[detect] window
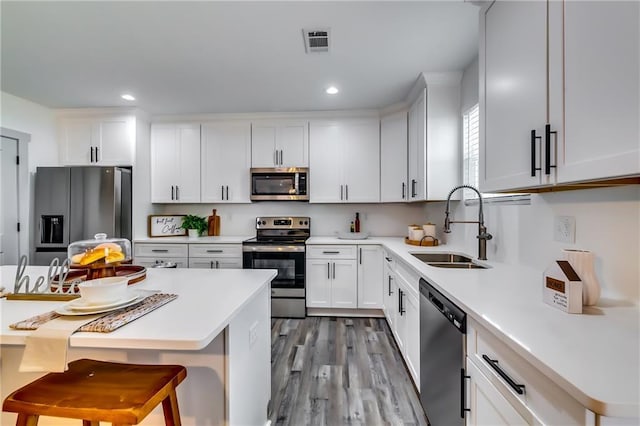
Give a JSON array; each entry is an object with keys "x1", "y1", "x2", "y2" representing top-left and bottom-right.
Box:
[
  {"x1": 462, "y1": 104, "x2": 480, "y2": 199},
  {"x1": 462, "y1": 104, "x2": 530, "y2": 204}
]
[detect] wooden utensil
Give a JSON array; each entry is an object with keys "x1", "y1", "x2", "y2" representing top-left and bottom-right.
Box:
[{"x1": 208, "y1": 209, "x2": 219, "y2": 236}]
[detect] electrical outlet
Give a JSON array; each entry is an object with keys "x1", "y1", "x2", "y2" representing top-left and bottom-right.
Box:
[{"x1": 554, "y1": 216, "x2": 575, "y2": 243}]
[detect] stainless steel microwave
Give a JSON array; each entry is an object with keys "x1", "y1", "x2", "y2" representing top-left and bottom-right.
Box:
[{"x1": 250, "y1": 167, "x2": 309, "y2": 201}]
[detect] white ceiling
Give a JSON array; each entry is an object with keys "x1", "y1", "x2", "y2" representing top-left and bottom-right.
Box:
[{"x1": 1, "y1": 1, "x2": 479, "y2": 116}]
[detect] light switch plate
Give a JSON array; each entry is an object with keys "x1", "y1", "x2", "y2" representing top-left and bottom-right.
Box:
[{"x1": 554, "y1": 216, "x2": 575, "y2": 243}]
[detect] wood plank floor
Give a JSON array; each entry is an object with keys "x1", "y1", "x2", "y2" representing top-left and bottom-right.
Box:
[{"x1": 270, "y1": 317, "x2": 428, "y2": 426}]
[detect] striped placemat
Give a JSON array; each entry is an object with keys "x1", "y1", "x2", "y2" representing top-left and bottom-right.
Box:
[{"x1": 10, "y1": 293, "x2": 178, "y2": 333}]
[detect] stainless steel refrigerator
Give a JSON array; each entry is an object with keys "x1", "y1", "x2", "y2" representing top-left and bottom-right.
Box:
[{"x1": 32, "y1": 166, "x2": 132, "y2": 265}]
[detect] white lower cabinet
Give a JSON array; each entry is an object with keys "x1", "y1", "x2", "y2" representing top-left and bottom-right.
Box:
[
  {"x1": 134, "y1": 243, "x2": 188, "y2": 268},
  {"x1": 381, "y1": 254, "x2": 420, "y2": 386},
  {"x1": 467, "y1": 318, "x2": 594, "y2": 425},
  {"x1": 134, "y1": 243, "x2": 241, "y2": 269},
  {"x1": 357, "y1": 245, "x2": 383, "y2": 309},
  {"x1": 306, "y1": 257, "x2": 357, "y2": 308},
  {"x1": 382, "y1": 253, "x2": 397, "y2": 330},
  {"x1": 188, "y1": 244, "x2": 242, "y2": 269},
  {"x1": 466, "y1": 358, "x2": 532, "y2": 425},
  {"x1": 306, "y1": 244, "x2": 383, "y2": 310}
]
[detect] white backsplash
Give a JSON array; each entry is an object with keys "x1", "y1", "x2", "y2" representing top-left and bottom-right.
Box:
[
  {"x1": 154, "y1": 202, "x2": 428, "y2": 238},
  {"x1": 430, "y1": 185, "x2": 640, "y2": 304}
]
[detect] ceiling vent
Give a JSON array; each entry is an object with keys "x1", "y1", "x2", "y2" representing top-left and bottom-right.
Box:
[{"x1": 302, "y1": 28, "x2": 330, "y2": 53}]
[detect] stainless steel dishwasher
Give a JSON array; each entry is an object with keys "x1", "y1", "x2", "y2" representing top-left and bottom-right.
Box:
[{"x1": 419, "y1": 278, "x2": 467, "y2": 426}]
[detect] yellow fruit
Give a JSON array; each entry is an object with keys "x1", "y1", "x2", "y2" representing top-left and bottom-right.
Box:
[
  {"x1": 105, "y1": 251, "x2": 125, "y2": 264},
  {"x1": 95, "y1": 242, "x2": 122, "y2": 253},
  {"x1": 71, "y1": 253, "x2": 84, "y2": 264},
  {"x1": 79, "y1": 249, "x2": 107, "y2": 265}
]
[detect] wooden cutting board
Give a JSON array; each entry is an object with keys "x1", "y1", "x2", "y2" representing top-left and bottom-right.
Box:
[{"x1": 208, "y1": 209, "x2": 221, "y2": 236}]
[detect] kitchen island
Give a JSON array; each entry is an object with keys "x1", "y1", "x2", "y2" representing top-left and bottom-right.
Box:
[{"x1": 0, "y1": 266, "x2": 276, "y2": 426}]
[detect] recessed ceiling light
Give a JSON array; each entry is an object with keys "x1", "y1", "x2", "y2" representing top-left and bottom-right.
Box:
[
  {"x1": 121, "y1": 94, "x2": 136, "y2": 101},
  {"x1": 326, "y1": 86, "x2": 339, "y2": 95}
]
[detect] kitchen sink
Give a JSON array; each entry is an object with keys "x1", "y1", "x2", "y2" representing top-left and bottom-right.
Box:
[
  {"x1": 410, "y1": 252, "x2": 488, "y2": 269},
  {"x1": 426, "y1": 262, "x2": 488, "y2": 269},
  {"x1": 411, "y1": 253, "x2": 473, "y2": 263}
]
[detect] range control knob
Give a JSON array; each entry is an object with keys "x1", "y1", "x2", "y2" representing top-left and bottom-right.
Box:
[
  {"x1": 299, "y1": 221, "x2": 303, "y2": 225},
  {"x1": 304, "y1": 221, "x2": 308, "y2": 225},
  {"x1": 262, "y1": 220, "x2": 267, "y2": 225}
]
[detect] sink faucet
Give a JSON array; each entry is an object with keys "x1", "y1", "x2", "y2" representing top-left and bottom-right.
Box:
[{"x1": 444, "y1": 185, "x2": 493, "y2": 260}]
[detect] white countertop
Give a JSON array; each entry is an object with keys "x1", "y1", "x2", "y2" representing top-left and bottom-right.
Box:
[
  {"x1": 0, "y1": 266, "x2": 276, "y2": 351},
  {"x1": 308, "y1": 236, "x2": 640, "y2": 418},
  {"x1": 134, "y1": 236, "x2": 251, "y2": 244}
]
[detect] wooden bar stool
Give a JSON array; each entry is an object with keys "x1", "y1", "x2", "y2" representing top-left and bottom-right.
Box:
[{"x1": 2, "y1": 358, "x2": 187, "y2": 426}]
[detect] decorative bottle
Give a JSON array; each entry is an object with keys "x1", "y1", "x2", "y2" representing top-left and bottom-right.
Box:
[
  {"x1": 355, "y1": 213, "x2": 361, "y2": 233},
  {"x1": 350, "y1": 221, "x2": 355, "y2": 233}
]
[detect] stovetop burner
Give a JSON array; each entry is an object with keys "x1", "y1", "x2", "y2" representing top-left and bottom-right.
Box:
[{"x1": 244, "y1": 216, "x2": 311, "y2": 245}]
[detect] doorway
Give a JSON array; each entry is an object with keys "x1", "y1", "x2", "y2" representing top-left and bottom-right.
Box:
[{"x1": 0, "y1": 128, "x2": 30, "y2": 265}]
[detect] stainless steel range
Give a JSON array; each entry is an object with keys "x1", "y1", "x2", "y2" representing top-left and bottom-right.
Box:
[{"x1": 242, "y1": 216, "x2": 310, "y2": 318}]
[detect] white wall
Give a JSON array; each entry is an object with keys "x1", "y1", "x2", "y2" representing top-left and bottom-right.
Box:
[
  {"x1": 154, "y1": 202, "x2": 427, "y2": 238},
  {"x1": 429, "y1": 58, "x2": 640, "y2": 304},
  {"x1": 0, "y1": 91, "x2": 58, "y2": 172},
  {"x1": 1, "y1": 92, "x2": 58, "y2": 262}
]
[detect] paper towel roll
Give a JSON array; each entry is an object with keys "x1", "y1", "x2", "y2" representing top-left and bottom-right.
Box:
[{"x1": 422, "y1": 223, "x2": 436, "y2": 238}]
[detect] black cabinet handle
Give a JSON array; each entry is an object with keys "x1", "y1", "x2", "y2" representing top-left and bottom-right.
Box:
[
  {"x1": 332, "y1": 262, "x2": 336, "y2": 279},
  {"x1": 359, "y1": 247, "x2": 362, "y2": 264},
  {"x1": 345, "y1": 185, "x2": 349, "y2": 201},
  {"x1": 176, "y1": 185, "x2": 179, "y2": 200},
  {"x1": 226, "y1": 186, "x2": 229, "y2": 200},
  {"x1": 95, "y1": 146, "x2": 99, "y2": 162},
  {"x1": 398, "y1": 289, "x2": 405, "y2": 315},
  {"x1": 530, "y1": 129, "x2": 541, "y2": 177},
  {"x1": 402, "y1": 182, "x2": 406, "y2": 199},
  {"x1": 90, "y1": 147, "x2": 94, "y2": 163},
  {"x1": 411, "y1": 179, "x2": 417, "y2": 198},
  {"x1": 327, "y1": 262, "x2": 331, "y2": 279},
  {"x1": 545, "y1": 124, "x2": 557, "y2": 175},
  {"x1": 340, "y1": 185, "x2": 343, "y2": 201},
  {"x1": 221, "y1": 185, "x2": 224, "y2": 200},
  {"x1": 388, "y1": 276, "x2": 393, "y2": 296},
  {"x1": 151, "y1": 249, "x2": 168, "y2": 253},
  {"x1": 482, "y1": 354, "x2": 525, "y2": 395},
  {"x1": 322, "y1": 251, "x2": 339, "y2": 254},
  {"x1": 385, "y1": 257, "x2": 392, "y2": 262},
  {"x1": 461, "y1": 369, "x2": 471, "y2": 418},
  {"x1": 171, "y1": 185, "x2": 175, "y2": 200},
  {"x1": 206, "y1": 249, "x2": 223, "y2": 253}
]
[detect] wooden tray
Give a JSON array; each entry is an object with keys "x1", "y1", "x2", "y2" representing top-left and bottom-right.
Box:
[
  {"x1": 404, "y1": 236, "x2": 439, "y2": 246},
  {"x1": 51, "y1": 265, "x2": 147, "y2": 293}
]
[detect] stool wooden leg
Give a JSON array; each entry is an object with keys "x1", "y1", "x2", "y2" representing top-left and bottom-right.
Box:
[
  {"x1": 161, "y1": 388, "x2": 182, "y2": 426},
  {"x1": 82, "y1": 421, "x2": 100, "y2": 426},
  {"x1": 16, "y1": 414, "x2": 38, "y2": 426}
]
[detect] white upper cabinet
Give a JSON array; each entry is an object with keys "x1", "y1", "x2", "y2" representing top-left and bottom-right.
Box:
[
  {"x1": 480, "y1": 0, "x2": 639, "y2": 192},
  {"x1": 380, "y1": 111, "x2": 408, "y2": 202},
  {"x1": 251, "y1": 120, "x2": 309, "y2": 167},
  {"x1": 553, "y1": 1, "x2": 639, "y2": 184},
  {"x1": 309, "y1": 118, "x2": 380, "y2": 203},
  {"x1": 408, "y1": 92, "x2": 426, "y2": 201},
  {"x1": 201, "y1": 121, "x2": 251, "y2": 203},
  {"x1": 59, "y1": 115, "x2": 135, "y2": 166},
  {"x1": 407, "y1": 75, "x2": 461, "y2": 201},
  {"x1": 150, "y1": 123, "x2": 201, "y2": 203}
]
